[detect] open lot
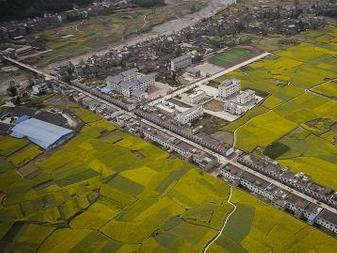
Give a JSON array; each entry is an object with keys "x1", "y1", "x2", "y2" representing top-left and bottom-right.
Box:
[{"x1": 215, "y1": 25, "x2": 337, "y2": 188}]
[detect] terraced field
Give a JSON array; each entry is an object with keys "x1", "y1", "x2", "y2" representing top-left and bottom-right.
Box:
[{"x1": 216, "y1": 25, "x2": 337, "y2": 189}]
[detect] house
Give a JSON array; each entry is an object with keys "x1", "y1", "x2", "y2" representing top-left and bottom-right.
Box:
[
  {"x1": 171, "y1": 54, "x2": 193, "y2": 71},
  {"x1": 218, "y1": 79, "x2": 241, "y2": 98},
  {"x1": 316, "y1": 210, "x2": 337, "y2": 233},
  {"x1": 176, "y1": 105, "x2": 203, "y2": 124}
]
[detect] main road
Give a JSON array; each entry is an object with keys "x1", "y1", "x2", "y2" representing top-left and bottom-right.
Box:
[{"x1": 4, "y1": 55, "x2": 337, "y2": 215}]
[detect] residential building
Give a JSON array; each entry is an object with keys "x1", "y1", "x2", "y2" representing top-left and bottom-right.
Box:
[
  {"x1": 176, "y1": 105, "x2": 203, "y2": 124},
  {"x1": 185, "y1": 66, "x2": 201, "y2": 77},
  {"x1": 181, "y1": 90, "x2": 206, "y2": 104},
  {"x1": 237, "y1": 89, "x2": 256, "y2": 104},
  {"x1": 316, "y1": 210, "x2": 337, "y2": 233},
  {"x1": 171, "y1": 54, "x2": 192, "y2": 71},
  {"x1": 218, "y1": 79, "x2": 241, "y2": 98}
]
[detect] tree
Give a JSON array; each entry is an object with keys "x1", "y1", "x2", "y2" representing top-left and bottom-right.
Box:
[{"x1": 7, "y1": 86, "x2": 18, "y2": 97}]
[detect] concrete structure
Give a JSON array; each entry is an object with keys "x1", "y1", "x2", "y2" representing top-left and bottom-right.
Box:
[
  {"x1": 218, "y1": 79, "x2": 240, "y2": 98},
  {"x1": 181, "y1": 90, "x2": 206, "y2": 104},
  {"x1": 104, "y1": 69, "x2": 155, "y2": 98},
  {"x1": 32, "y1": 83, "x2": 49, "y2": 95},
  {"x1": 237, "y1": 89, "x2": 255, "y2": 104},
  {"x1": 224, "y1": 101, "x2": 247, "y2": 115},
  {"x1": 316, "y1": 210, "x2": 337, "y2": 233},
  {"x1": 156, "y1": 103, "x2": 176, "y2": 117},
  {"x1": 175, "y1": 105, "x2": 203, "y2": 124},
  {"x1": 185, "y1": 66, "x2": 201, "y2": 77},
  {"x1": 171, "y1": 54, "x2": 192, "y2": 71}
]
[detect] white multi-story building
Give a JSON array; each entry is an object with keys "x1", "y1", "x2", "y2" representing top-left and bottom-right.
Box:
[
  {"x1": 171, "y1": 54, "x2": 193, "y2": 71},
  {"x1": 176, "y1": 105, "x2": 204, "y2": 124},
  {"x1": 218, "y1": 79, "x2": 241, "y2": 98},
  {"x1": 181, "y1": 90, "x2": 206, "y2": 105},
  {"x1": 224, "y1": 101, "x2": 247, "y2": 115},
  {"x1": 237, "y1": 89, "x2": 255, "y2": 104},
  {"x1": 104, "y1": 69, "x2": 155, "y2": 98}
]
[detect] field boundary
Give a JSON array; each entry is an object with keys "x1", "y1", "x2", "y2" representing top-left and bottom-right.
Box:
[{"x1": 202, "y1": 187, "x2": 237, "y2": 253}]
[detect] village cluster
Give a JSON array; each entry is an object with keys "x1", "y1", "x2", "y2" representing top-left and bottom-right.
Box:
[{"x1": 1, "y1": 0, "x2": 337, "y2": 240}]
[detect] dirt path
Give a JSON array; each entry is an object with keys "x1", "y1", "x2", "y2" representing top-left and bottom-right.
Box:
[{"x1": 202, "y1": 186, "x2": 237, "y2": 253}]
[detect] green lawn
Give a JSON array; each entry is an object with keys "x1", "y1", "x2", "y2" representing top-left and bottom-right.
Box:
[{"x1": 209, "y1": 47, "x2": 257, "y2": 67}]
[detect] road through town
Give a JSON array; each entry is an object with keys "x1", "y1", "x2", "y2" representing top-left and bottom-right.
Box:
[{"x1": 5, "y1": 54, "x2": 337, "y2": 215}]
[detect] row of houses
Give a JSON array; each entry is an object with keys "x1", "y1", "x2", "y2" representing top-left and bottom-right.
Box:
[
  {"x1": 219, "y1": 164, "x2": 337, "y2": 234},
  {"x1": 237, "y1": 154, "x2": 337, "y2": 209}
]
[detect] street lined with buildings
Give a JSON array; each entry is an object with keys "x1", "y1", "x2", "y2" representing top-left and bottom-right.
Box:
[{"x1": 3, "y1": 51, "x2": 337, "y2": 236}]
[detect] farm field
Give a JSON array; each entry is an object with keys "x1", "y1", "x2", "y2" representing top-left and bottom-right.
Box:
[
  {"x1": 0, "y1": 105, "x2": 234, "y2": 252},
  {"x1": 216, "y1": 25, "x2": 337, "y2": 189},
  {"x1": 27, "y1": 1, "x2": 206, "y2": 67},
  {"x1": 1, "y1": 102, "x2": 337, "y2": 252},
  {"x1": 208, "y1": 47, "x2": 258, "y2": 67},
  {"x1": 208, "y1": 189, "x2": 337, "y2": 253}
]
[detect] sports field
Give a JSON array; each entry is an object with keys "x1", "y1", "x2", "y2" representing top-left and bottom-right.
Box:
[
  {"x1": 216, "y1": 25, "x2": 337, "y2": 189},
  {"x1": 208, "y1": 47, "x2": 257, "y2": 67}
]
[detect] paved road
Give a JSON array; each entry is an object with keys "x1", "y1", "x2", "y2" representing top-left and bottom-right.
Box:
[
  {"x1": 148, "y1": 52, "x2": 271, "y2": 106},
  {"x1": 4, "y1": 55, "x2": 337, "y2": 215}
]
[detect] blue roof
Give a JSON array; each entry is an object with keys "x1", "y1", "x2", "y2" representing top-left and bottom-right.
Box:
[
  {"x1": 10, "y1": 118, "x2": 74, "y2": 150},
  {"x1": 101, "y1": 86, "x2": 113, "y2": 94},
  {"x1": 308, "y1": 213, "x2": 317, "y2": 222}
]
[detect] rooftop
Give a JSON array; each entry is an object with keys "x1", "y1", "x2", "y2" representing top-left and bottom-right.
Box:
[{"x1": 10, "y1": 117, "x2": 74, "y2": 150}]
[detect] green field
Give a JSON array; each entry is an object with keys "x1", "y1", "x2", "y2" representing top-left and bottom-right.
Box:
[
  {"x1": 209, "y1": 189, "x2": 337, "y2": 253},
  {"x1": 1, "y1": 102, "x2": 336, "y2": 252},
  {"x1": 209, "y1": 47, "x2": 257, "y2": 67},
  {"x1": 0, "y1": 106, "x2": 234, "y2": 253},
  {"x1": 216, "y1": 25, "x2": 337, "y2": 189}
]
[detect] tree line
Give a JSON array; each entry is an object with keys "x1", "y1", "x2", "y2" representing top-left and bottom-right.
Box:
[{"x1": 0, "y1": 0, "x2": 92, "y2": 22}]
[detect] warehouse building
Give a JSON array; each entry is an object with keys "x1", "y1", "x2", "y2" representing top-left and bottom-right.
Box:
[{"x1": 10, "y1": 117, "x2": 74, "y2": 150}]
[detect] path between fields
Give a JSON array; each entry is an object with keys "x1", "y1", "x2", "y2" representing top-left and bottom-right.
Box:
[
  {"x1": 305, "y1": 77, "x2": 337, "y2": 101},
  {"x1": 202, "y1": 187, "x2": 237, "y2": 253}
]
